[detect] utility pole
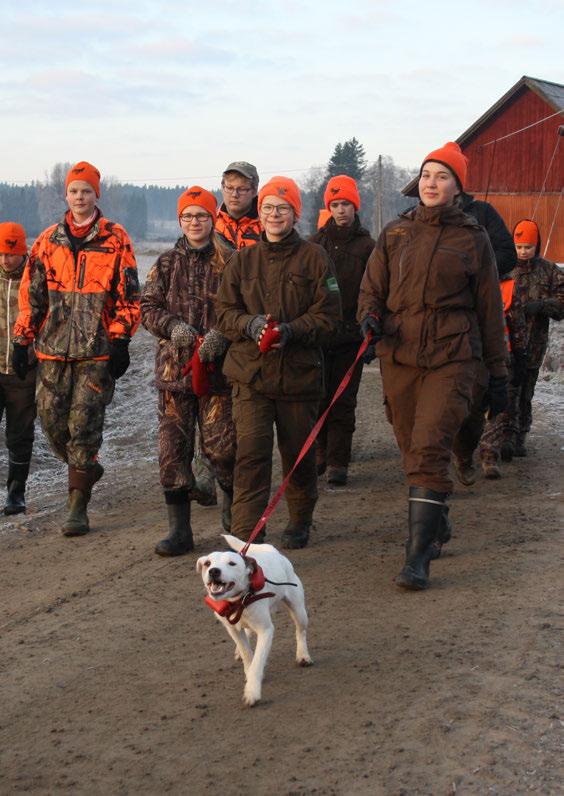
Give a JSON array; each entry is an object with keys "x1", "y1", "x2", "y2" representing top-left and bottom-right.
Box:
[{"x1": 375, "y1": 155, "x2": 383, "y2": 236}]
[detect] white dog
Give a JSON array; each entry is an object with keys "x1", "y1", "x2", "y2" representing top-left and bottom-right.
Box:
[{"x1": 197, "y1": 534, "x2": 313, "y2": 706}]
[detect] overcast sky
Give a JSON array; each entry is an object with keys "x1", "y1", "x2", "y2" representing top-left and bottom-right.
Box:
[{"x1": 2, "y1": 0, "x2": 562, "y2": 188}]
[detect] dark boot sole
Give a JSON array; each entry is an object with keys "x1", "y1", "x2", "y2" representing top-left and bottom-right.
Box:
[
  {"x1": 4, "y1": 505, "x2": 26, "y2": 516},
  {"x1": 154, "y1": 540, "x2": 194, "y2": 556},
  {"x1": 62, "y1": 525, "x2": 90, "y2": 537}
]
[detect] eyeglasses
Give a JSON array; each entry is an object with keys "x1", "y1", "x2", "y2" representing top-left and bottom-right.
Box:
[
  {"x1": 222, "y1": 184, "x2": 253, "y2": 196},
  {"x1": 179, "y1": 212, "x2": 211, "y2": 224},
  {"x1": 261, "y1": 204, "x2": 293, "y2": 216}
]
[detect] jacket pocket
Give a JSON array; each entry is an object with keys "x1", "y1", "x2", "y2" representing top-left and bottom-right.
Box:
[
  {"x1": 431, "y1": 311, "x2": 473, "y2": 364},
  {"x1": 286, "y1": 271, "x2": 313, "y2": 316},
  {"x1": 282, "y1": 346, "x2": 323, "y2": 397}
]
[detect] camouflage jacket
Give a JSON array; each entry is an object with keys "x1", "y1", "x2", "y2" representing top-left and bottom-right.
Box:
[
  {"x1": 0, "y1": 260, "x2": 36, "y2": 374},
  {"x1": 511, "y1": 256, "x2": 564, "y2": 369},
  {"x1": 215, "y1": 198, "x2": 262, "y2": 250},
  {"x1": 140, "y1": 236, "x2": 232, "y2": 394},
  {"x1": 13, "y1": 213, "x2": 140, "y2": 360}
]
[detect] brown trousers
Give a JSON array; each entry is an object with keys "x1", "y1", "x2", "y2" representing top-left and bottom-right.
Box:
[
  {"x1": 317, "y1": 343, "x2": 364, "y2": 468},
  {"x1": 230, "y1": 384, "x2": 318, "y2": 540},
  {"x1": 381, "y1": 360, "x2": 476, "y2": 493}
]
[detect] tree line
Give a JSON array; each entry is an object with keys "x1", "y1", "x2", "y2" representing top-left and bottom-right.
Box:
[{"x1": 0, "y1": 142, "x2": 417, "y2": 242}]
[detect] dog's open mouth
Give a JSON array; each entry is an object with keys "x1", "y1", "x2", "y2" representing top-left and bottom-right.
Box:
[{"x1": 207, "y1": 579, "x2": 234, "y2": 597}]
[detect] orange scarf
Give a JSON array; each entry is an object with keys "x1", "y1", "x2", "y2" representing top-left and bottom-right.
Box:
[{"x1": 65, "y1": 209, "x2": 98, "y2": 238}]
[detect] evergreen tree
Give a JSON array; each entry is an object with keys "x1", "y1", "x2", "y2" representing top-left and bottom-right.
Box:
[{"x1": 327, "y1": 137, "x2": 366, "y2": 180}]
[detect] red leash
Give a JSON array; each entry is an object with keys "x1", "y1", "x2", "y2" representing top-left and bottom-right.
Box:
[{"x1": 241, "y1": 335, "x2": 371, "y2": 556}]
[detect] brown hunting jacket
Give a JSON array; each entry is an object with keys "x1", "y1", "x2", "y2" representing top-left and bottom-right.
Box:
[
  {"x1": 310, "y1": 216, "x2": 375, "y2": 346},
  {"x1": 511, "y1": 256, "x2": 564, "y2": 370},
  {"x1": 216, "y1": 229, "x2": 341, "y2": 399},
  {"x1": 357, "y1": 203, "x2": 507, "y2": 377},
  {"x1": 140, "y1": 237, "x2": 232, "y2": 394}
]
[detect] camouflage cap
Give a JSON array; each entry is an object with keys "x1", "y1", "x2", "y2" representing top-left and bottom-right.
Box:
[{"x1": 222, "y1": 161, "x2": 259, "y2": 189}]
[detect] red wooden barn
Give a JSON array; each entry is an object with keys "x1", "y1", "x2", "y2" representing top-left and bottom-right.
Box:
[{"x1": 404, "y1": 76, "x2": 564, "y2": 261}]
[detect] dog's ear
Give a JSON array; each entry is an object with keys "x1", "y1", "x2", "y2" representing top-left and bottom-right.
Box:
[
  {"x1": 244, "y1": 556, "x2": 258, "y2": 574},
  {"x1": 196, "y1": 557, "x2": 209, "y2": 574}
]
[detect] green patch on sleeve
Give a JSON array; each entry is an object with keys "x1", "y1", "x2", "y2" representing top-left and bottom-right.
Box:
[{"x1": 326, "y1": 276, "x2": 340, "y2": 293}]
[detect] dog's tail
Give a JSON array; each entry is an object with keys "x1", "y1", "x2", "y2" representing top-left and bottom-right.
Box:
[
  {"x1": 222, "y1": 533, "x2": 246, "y2": 552},
  {"x1": 222, "y1": 534, "x2": 275, "y2": 555}
]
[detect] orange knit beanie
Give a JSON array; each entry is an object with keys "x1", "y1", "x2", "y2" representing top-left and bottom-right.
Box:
[
  {"x1": 177, "y1": 186, "x2": 217, "y2": 222},
  {"x1": 0, "y1": 222, "x2": 27, "y2": 255},
  {"x1": 65, "y1": 161, "x2": 101, "y2": 197},
  {"x1": 324, "y1": 175, "x2": 360, "y2": 210},
  {"x1": 421, "y1": 142, "x2": 468, "y2": 189},
  {"x1": 258, "y1": 176, "x2": 301, "y2": 218}
]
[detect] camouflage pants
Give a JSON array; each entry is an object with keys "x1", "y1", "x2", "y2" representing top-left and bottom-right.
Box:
[
  {"x1": 36, "y1": 360, "x2": 115, "y2": 469},
  {"x1": 158, "y1": 390, "x2": 236, "y2": 493}
]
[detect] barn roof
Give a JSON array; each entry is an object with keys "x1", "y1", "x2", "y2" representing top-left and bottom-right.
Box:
[{"x1": 402, "y1": 75, "x2": 564, "y2": 196}]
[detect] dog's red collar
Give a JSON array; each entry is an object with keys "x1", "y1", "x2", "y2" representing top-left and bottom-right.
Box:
[{"x1": 204, "y1": 590, "x2": 275, "y2": 625}]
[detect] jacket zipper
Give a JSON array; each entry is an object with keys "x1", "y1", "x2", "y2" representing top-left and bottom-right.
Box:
[
  {"x1": 5, "y1": 278, "x2": 11, "y2": 373},
  {"x1": 78, "y1": 254, "x2": 87, "y2": 289},
  {"x1": 66, "y1": 249, "x2": 80, "y2": 358}
]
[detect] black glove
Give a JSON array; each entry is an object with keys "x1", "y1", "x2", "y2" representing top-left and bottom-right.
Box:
[
  {"x1": 524, "y1": 300, "x2": 544, "y2": 317},
  {"x1": 108, "y1": 339, "x2": 130, "y2": 379},
  {"x1": 275, "y1": 322, "x2": 292, "y2": 348},
  {"x1": 511, "y1": 349, "x2": 528, "y2": 387},
  {"x1": 486, "y1": 375, "x2": 509, "y2": 417},
  {"x1": 362, "y1": 343, "x2": 377, "y2": 364},
  {"x1": 360, "y1": 314, "x2": 382, "y2": 343},
  {"x1": 12, "y1": 343, "x2": 29, "y2": 381}
]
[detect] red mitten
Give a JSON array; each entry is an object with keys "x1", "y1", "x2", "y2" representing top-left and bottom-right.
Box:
[
  {"x1": 182, "y1": 338, "x2": 215, "y2": 396},
  {"x1": 259, "y1": 321, "x2": 281, "y2": 353}
]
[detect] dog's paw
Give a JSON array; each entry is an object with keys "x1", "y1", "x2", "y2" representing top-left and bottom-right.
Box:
[
  {"x1": 296, "y1": 655, "x2": 313, "y2": 667},
  {"x1": 243, "y1": 683, "x2": 261, "y2": 707}
]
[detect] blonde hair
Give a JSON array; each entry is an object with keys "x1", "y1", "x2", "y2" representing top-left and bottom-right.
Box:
[{"x1": 210, "y1": 231, "x2": 231, "y2": 273}]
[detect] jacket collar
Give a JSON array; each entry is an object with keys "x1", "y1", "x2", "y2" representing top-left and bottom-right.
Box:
[
  {"x1": 410, "y1": 202, "x2": 480, "y2": 228},
  {"x1": 261, "y1": 227, "x2": 301, "y2": 253},
  {"x1": 52, "y1": 209, "x2": 102, "y2": 248},
  {"x1": 175, "y1": 235, "x2": 214, "y2": 258}
]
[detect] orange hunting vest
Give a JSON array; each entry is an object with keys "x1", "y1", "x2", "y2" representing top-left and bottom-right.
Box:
[{"x1": 500, "y1": 278, "x2": 515, "y2": 353}]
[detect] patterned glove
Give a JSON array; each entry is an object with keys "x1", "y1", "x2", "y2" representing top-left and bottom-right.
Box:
[
  {"x1": 170, "y1": 321, "x2": 197, "y2": 349},
  {"x1": 246, "y1": 314, "x2": 268, "y2": 344},
  {"x1": 198, "y1": 329, "x2": 228, "y2": 362},
  {"x1": 12, "y1": 343, "x2": 29, "y2": 381},
  {"x1": 360, "y1": 314, "x2": 383, "y2": 343}
]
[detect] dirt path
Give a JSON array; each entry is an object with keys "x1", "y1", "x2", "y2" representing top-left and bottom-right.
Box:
[{"x1": 1, "y1": 363, "x2": 562, "y2": 795}]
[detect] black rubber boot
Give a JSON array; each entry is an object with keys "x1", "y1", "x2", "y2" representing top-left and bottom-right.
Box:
[
  {"x1": 514, "y1": 433, "x2": 527, "y2": 457},
  {"x1": 429, "y1": 502, "x2": 452, "y2": 561},
  {"x1": 281, "y1": 521, "x2": 311, "y2": 550},
  {"x1": 4, "y1": 481, "x2": 26, "y2": 515},
  {"x1": 396, "y1": 487, "x2": 446, "y2": 590},
  {"x1": 155, "y1": 489, "x2": 194, "y2": 556},
  {"x1": 221, "y1": 489, "x2": 233, "y2": 533},
  {"x1": 4, "y1": 459, "x2": 30, "y2": 515}
]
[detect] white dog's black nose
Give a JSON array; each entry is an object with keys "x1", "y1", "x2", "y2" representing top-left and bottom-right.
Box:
[{"x1": 209, "y1": 567, "x2": 222, "y2": 580}]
